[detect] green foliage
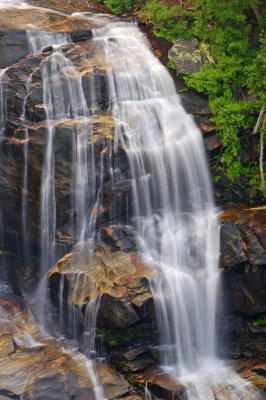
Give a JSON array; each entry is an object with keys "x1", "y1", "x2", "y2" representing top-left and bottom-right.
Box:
[
  {"x1": 140, "y1": 0, "x2": 194, "y2": 41},
  {"x1": 181, "y1": 0, "x2": 266, "y2": 196},
  {"x1": 252, "y1": 315, "x2": 266, "y2": 327},
  {"x1": 104, "y1": 0, "x2": 134, "y2": 14},
  {"x1": 167, "y1": 57, "x2": 176, "y2": 71},
  {"x1": 245, "y1": 35, "x2": 266, "y2": 103}
]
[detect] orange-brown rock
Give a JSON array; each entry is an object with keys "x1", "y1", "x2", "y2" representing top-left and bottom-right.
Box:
[
  {"x1": 235, "y1": 358, "x2": 266, "y2": 391},
  {"x1": 0, "y1": 294, "x2": 131, "y2": 399},
  {"x1": 48, "y1": 242, "x2": 157, "y2": 329},
  {"x1": 220, "y1": 206, "x2": 266, "y2": 268}
]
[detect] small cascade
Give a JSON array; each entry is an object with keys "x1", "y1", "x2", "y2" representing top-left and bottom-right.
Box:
[
  {"x1": 38, "y1": 48, "x2": 90, "y2": 323},
  {"x1": 144, "y1": 382, "x2": 152, "y2": 400},
  {"x1": 84, "y1": 359, "x2": 107, "y2": 400},
  {"x1": 41, "y1": 51, "x2": 89, "y2": 259},
  {"x1": 0, "y1": 68, "x2": 7, "y2": 136},
  {"x1": 20, "y1": 73, "x2": 33, "y2": 268},
  {"x1": 22, "y1": 128, "x2": 30, "y2": 265},
  {"x1": 82, "y1": 295, "x2": 102, "y2": 357},
  {"x1": 27, "y1": 30, "x2": 70, "y2": 54},
  {"x1": 0, "y1": 0, "x2": 27, "y2": 7}
]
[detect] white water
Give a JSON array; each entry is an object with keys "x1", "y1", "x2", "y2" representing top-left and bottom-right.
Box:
[
  {"x1": 0, "y1": 68, "x2": 7, "y2": 136},
  {"x1": 38, "y1": 49, "x2": 89, "y2": 321},
  {"x1": 93, "y1": 22, "x2": 263, "y2": 399},
  {"x1": 0, "y1": 0, "x2": 28, "y2": 7},
  {"x1": 145, "y1": 381, "x2": 153, "y2": 400},
  {"x1": 27, "y1": 30, "x2": 70, "y2": 54},
  {"x1": 0, "y1": 0, "x2": 68, "y2": 16}
]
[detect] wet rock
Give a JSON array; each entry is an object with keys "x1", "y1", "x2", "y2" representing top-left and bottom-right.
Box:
[
  {"x1": 0, "y1": 297, "x2": 95, "y2": 399},
  {"x1": 0, "y1": 30, "x2": 28, "y2": 69},
  {"x1": 179, "y1": 92, "x2": 211, "y2": 116},
  {"x1": 0, "y1": 294, "x2": 135, "y2": 400},
  {"x1": 0, "y1": 332, "x2": 14, "y2": 357},
  {"x1": 135, "y1": 367, "x2": 186, "y2": 400},
  {"x1": 220, "y1": 220, "x2": 247, "y2": 268},
  {"x1": 111, "y1": 345, "x2": 156, "y2": 374},
  {"x1": 97, "y1": 363, "x2": 130, "y2": 399},
  {"x1": 204, "y1": 134, "x2": 223, "y2": 152},
  {"x1": 0, "y1": 7, "x2": 99, "y2": 33},
  {"x1": 0, "y1": 112, "x2": 127, "y2": 288},
  {"x1": 220, "y1": 207, "x2": 266, "y2": 268},
  {"x1": 100, "y1": 225, "x2": 137, "y2": 252},
  {"x1": 98, "y1": 294, "x2": 140, "y2": 329},
  {"x1": 220, "y1": 208, "x2": 266, "y2": 317},
  {"x1": 70, "y1": 30, "x2": 93, "y2": 42},
  {"x1": 194, "y1": 115, "x2": 217, "y2": 134},
  {"x1": 222, "y1": 264, "x2": 266, "y2": 317},
  {"x1": 49, "y1": 244, "x2": 155, "y2": 329},
  {"x1": 235, "y1": 358, "x2": 266, "y2": 392},
  {"x1": 219, "y1": 207, "x2": 266, "y2": 360},
  {"x1": 218, "y1": 313, "x2": 266, "y2": 359}
]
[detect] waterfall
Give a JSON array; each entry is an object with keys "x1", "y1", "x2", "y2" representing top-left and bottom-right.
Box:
[
  {"x1": 0, "y1": 0, "x2": 263, "y2": 396},
  {"x1": 38, "y1": 49, "x2": 90, "y2": 323},
  {"x1": 93, "y1": 22, "x2": 262, "y2": 399},
  {"x1": 144, "y1": 381, "x2": 153, "y2": 400}
]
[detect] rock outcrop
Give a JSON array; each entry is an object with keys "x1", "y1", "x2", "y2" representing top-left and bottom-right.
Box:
[
  {"x1": 0, "y1": 34, "x2": 130, "y2": 288},
  {"x1": 48, "y1": 231, "x2": 156, "y2": 331},
  {"x1": 219, "y1": 207, "x2": 266, "y2": 363},
  {"x1": 168, "y1": 38, "x2": 207, "y2": 75},
  {"x1": 0, "y1": 292, "x2": 133, "y2": 400}
]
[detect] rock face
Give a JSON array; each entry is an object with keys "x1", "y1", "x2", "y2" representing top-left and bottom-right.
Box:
[
  {"x1": 0, "y1": 30, "x2": 28, "y2": 69},
  {"x1": 0, "y1": 292, "x2": 131, "y2": 400},
  {"x1": 0, "y1": 34, "x2": 130, "y2": 288},
  {"x1": 219, "y1": 207, "x2": 266, "y2": 363},
  {"x1": 220, "y1": 207, "x2": 266, "y2": 269},
  {"x1": 168, "y1": 38, "x2": 206, "y2": 75},
  {"x1": 48, "y1": 229, "x2": 156, "y2": 332}
]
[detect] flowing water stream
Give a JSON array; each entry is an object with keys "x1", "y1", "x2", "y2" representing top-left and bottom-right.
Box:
[{"x1": 0, "y1": 1, "x2": 264, "y2": 399}]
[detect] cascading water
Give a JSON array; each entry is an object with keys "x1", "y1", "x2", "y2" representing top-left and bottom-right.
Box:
[
  {"x1": 27, "y1": 30, "x2": 70, "y2": 54},
  {"x1": 0, "y1": 0, "x2": 27, "y2": 7},
  {"x1": 21, "y1": 28, "x2": 70, "y2": 276},
  {"x1": 38, "y1": 49, "x2": 91, "y2": 323},
  {"x1": 93, "y1": 22, "x2": 263, "y2": 399},
  {"x1": 0, "y1": 68, "x2": 7, "y2": 136}
]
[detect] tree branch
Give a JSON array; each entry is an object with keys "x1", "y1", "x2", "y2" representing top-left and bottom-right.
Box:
[{"x1": 253, "y1": 103, "x2": 265, "y2": 135}]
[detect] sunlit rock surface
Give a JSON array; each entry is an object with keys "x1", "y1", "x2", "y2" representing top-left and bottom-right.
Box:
[
  {"x1": 48, "y1": 239, "x2": 155, "y2": 329},
  {"x1": 0, "y1": 292, "x2": 135, "y2": 399}
]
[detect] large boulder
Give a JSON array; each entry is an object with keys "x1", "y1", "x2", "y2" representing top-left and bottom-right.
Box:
[
  {"x1": 48, "y1": 239, "x2": 156, "y2": 331},
  {"x1": 169, "y1": 38, "x2": 207, "y2": 75}
]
